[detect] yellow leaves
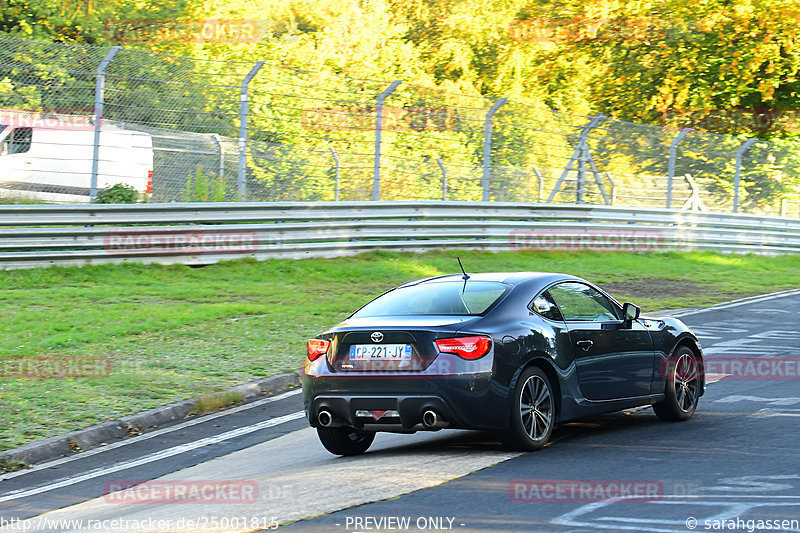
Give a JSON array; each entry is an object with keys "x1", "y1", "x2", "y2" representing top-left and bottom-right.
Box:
[
  {"x1": 731, "y1": 2, "x2": 756, "y2": 22},
  {"x1": 758, "y1": 80, "x2": 776, "y2": 101}
]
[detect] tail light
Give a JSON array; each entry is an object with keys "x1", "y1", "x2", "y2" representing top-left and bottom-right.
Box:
[
  {"x1": 146, "y1": 170, "x2": 153, "y2": 194},
  {"x1": 307, "y1": 339, "x2": 330, "y2": 361},
  {"x1": 435, "y1": 336, "x2": 492, "y2": 360}
]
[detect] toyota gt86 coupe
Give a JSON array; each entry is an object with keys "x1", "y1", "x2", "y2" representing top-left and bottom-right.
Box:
[{"x1": 303, "y1": 272, "x2": 704, "y2": 456}]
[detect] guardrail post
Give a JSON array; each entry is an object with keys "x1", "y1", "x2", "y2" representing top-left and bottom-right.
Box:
[
  {"x1": 482, "y1": 97, "x2": 508, "y2": 202},
  {"x1": 436, "y1": 158, "x2": 447, "y2": 200},
  {"x1": 90, "y1": 45, "x2": 123, "y2": 202},
  {"x1": 667, "y1": 128, "x2": 691, "y2": 209},
  {"x1": 372, "y1": 80, "x2": 402, "y2": 201},
  {"x1": 329, "y1": 147, "x2": 340, "y2": 201},
  {"x1": 733, "y1": 138, "x2": 757, "y2": 213},
  {"x1": 238, "y1": 61, "x2": 264, "y2": 201}
]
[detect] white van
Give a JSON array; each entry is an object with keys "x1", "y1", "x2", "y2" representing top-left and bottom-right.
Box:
[{"x1": 0, "y1": 114, "x2": 153, "y2": 203}]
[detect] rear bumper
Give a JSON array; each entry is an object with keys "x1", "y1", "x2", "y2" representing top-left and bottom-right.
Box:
[{"x1": 302, "y1": 373, "x2": 507, "y2": 431}]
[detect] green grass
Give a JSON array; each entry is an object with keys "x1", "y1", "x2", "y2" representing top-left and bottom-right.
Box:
[{"x1": 0, "y1": 250, "x2": 798, "y2": 452}]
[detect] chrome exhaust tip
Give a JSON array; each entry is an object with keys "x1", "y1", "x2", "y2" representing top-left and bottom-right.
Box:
[
  {"x1": 422, "y1": 409, "x2": 447, "y2": 429},
  {"x1": 318, "y1": 409, "x2": 333, "y2": 427}
]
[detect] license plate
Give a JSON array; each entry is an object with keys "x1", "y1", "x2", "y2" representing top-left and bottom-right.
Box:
[{"x1": 349, "y1": 344, "x2": 412, "y2": 361}]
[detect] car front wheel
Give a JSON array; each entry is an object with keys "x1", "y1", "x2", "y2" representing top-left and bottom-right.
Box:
[
  {"x1": 317, "y1": 426, "x2": 375, "y2": 456},
  {"x1": 653, "y1": 346, "x2": 700, "y2": 421},
  {"x1": 504, "y1": 366, "x2": 555, "y2": 451}
]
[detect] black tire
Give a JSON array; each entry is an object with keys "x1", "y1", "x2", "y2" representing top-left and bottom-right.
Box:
[
  {"x1": 653, "y1": 346, "x2": 700, "y2": 422},
  {"x1": 504, "y1": 366, "x2": 556, "y2": 451},
  {"x1": 316, "y1": 426, "x2": 375, "y2": 456}
]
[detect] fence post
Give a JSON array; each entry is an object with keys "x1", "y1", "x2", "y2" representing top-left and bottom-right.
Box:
[
  {"x1": 531, "y1": 166, "x2": 543, "y2": 202},
  {"x1": 90, "y1": 45, "x2": 123, "y2": 202},
  {"x1": 329, "y1": 147, "x2": 340, "y2": 201},
  {"x1": 372, "y1": 80, "x2": 402, "y2": 201},
  {"x1": 211, "y1": 134, "x2": 224, "y2": 179},
  {"x1": 667, "y1": 128, "x2": 691, "y2": 209},
  {"x1": 436, "y1": 158, "x2": 447, "y2": 200},
  {"x1": 482, "y1": 97, "x2": 508, "y2": 202},
  {"x1": 238, "y1": 61, "x2": 264, "y2": 201},
  {"x1": 547, "y1": 114, "x2": 604, "y2": 203},
  {"x1": 605, "y1": 172, "x2": 617, "y2": 206},
  {"x1": 733, "y1": 138, "x2": 757, "y2": 213}
]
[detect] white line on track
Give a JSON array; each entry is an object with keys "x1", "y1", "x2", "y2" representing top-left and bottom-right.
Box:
[
  {"x1": 0, "y1": 388, "x2": 302, "y2": 482},
  {"x1": 0, "y1": 411, "x2": 305, "y2": 504},
  {"x1": 671, "y1": 289, "x2": 800, "y2": 318}
]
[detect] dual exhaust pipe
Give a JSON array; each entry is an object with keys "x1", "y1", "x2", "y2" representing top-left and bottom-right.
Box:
[{"x1": 317, "y1": 408, "x2": 448, "y2": 429}]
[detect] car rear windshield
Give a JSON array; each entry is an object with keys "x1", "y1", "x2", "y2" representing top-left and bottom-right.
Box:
[{"x1": 352, "y1": 281, "x2": 510, "y2": 317}]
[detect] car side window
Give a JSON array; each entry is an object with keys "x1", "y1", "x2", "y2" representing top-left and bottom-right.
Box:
[
  {"x1": 2, "y1": 128, "x2": 32, "y2": 155},
  {"x1": 549, "y1": 282, "x2": 620, "y2": 322},
  {"x1": 530, "y1": 291, "x2": 564, "y2": 321}
]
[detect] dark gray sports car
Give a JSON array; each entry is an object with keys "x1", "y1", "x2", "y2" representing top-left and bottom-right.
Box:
[{"x1": 303, "y1": 272, "x2": 704, "y2": 456}]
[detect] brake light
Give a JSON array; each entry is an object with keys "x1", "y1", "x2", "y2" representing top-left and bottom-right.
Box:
[
  {"x1": 307, "y1": 339, "x2": 330, "y2": 361},
  {"x1": 435, "y1": 336, "x2": 492, "y2": 360},
  {"x1": 146, "y1": 170, "x2": 153, "y2": 194}
]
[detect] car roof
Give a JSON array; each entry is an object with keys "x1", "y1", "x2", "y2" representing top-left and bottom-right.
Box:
[{"x1": 401, "y1": 272, "x2": 581, "y2": 287}]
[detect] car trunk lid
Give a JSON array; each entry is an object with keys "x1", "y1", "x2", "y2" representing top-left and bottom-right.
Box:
[{"x1": 327, "y1": 316, "x2": 478, "y2": 373}]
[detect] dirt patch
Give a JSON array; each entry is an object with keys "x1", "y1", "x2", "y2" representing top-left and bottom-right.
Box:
[{"x1": 601, "y1": 278, "x2": 716, "y2": 301}]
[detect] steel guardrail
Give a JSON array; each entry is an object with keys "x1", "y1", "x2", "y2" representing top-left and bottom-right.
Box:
[{"x1": 0, "y1": 202, "x2": 798, "y2": 269}]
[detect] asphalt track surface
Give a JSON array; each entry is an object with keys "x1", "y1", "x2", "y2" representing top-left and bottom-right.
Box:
[{"x1": 2, "y1": 290, "x2": 800, "y2": 533}]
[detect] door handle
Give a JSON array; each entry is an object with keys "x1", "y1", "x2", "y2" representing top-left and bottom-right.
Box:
[{"x1": 577, "y1": 339, "x2": 593, "y2": 351}]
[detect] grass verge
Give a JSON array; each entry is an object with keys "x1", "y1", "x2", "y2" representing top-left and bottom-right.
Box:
[{"x1": 0, "y1": 249, "x2": 798, "y2": 452}]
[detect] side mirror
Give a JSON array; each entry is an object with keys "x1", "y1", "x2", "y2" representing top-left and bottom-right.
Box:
[{"x1": 622, "y1": 302, "x2": 641, "y2": 326}]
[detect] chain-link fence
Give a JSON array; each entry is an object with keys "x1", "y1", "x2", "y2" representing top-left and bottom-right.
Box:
[{"x1": 1, "y1": 35, "x2": 798, "y2": 215}]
